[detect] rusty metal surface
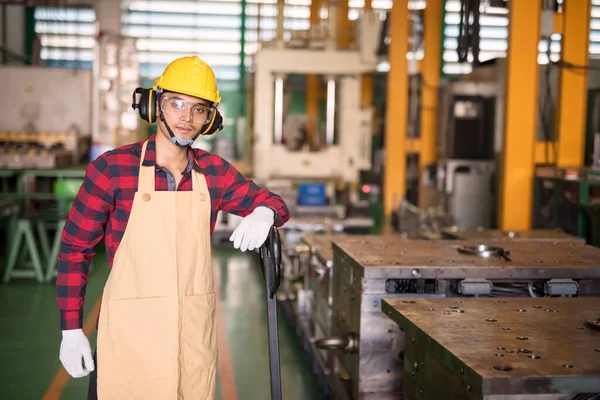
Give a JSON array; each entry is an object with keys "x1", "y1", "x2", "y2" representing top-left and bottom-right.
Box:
[
  {"x1": 301, "y1": 234, "x2": 338, "y2": 265},
  {"x1": 331, "y1": 238, "x2": 600, "y2": 279},
  {"x1": 442, "y1": 228, "x2": 585, "y2": 243},
  {"x1": 302, "y1": 234, "x2": 407, "y2": 265},
  {"x1": 382, "y1": 297, "x2": 600, "y2": 396}
]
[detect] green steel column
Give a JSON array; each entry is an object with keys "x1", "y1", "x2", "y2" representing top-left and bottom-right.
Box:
[
  {"x1": 24, "y1": 6, "x2": 35, "y2": 65},
  {"x1": 238, "y1": 0, "x2": 247, "y2": 160}
]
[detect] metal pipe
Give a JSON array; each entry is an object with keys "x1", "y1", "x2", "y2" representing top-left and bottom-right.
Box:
[
  {"x1": 325, "y1": 77, "x2": 336, "y2": 146},
  {"x1": 273, "y1": 76, "x2": 284, "y2": 144}
]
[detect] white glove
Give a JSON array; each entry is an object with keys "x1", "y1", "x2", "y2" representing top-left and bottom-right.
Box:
[
  {"x1": 229, "y1": 206, "x2": 275, "y2": 252},
  {"x1": 59, "y1": 329, "x2": 95, "y2": 378}
]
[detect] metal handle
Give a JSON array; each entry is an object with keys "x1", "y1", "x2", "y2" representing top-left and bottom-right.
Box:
[
  {"x1": 315, "y1": 336, "x2": 348, "y2": 349},
  {"x1": 315, "y1": 333, "x2": 359, "y2": 353},
  {"x1": 260, "y1": 226, "x2": 282, "y2": 299},
  {"x1": 457, "y1": 245, "x2": 511, "y2": 261},
  {"x1": 260, "y1": 225, "x2": 282, "y2": 400},
  {"x1": 586, "y1": 316, "x2": 600, "y2": 332}
]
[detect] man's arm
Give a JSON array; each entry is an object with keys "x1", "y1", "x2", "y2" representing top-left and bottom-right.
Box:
[
  {"x1": 56, "y1": 156, "x2": 113, "y2": 330},
  {"x1": 218, "y1": 159, "x2": 290, "y2": 227}
]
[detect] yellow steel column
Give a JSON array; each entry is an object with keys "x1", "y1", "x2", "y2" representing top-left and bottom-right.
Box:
[
  {"x1": 337, "y1": 0, "x2": 350, "y2": 48},
  {"x1": 556, "y1": 0, "x2": 591, "y2": 167},
  {"x1": 383, "y1": 0, "x2": 409, "y2": 224},
  {"x1": 499, "y1": 0, "x2": 541, "y2": 230},
  {"x1": 418, "y1": 0, "x2": 442, "y2": 209},
  {"x1": 361, "y1": 0, "x2": 373, "y2": 109},
  {"x1": 306, "y1": 0, "x2": 321, "y2": 148}
]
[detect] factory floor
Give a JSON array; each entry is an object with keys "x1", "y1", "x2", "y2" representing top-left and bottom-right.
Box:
[{"x1": 0, "y1": 245, "x2": 324, "y2": 400}]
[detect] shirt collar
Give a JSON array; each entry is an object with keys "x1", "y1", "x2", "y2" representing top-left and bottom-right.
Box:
[{"x1": 141, "y1": 134, "x2": 196, "y2": 174}]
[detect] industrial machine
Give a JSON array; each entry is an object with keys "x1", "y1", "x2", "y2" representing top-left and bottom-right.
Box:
[
  {"x1": 313, "y1": 236, "x2": 600, "y2": 400},
  {"x1": 251, "y1": 5, "x2": 383, "y2": 184},
  {"x1": 382, "y1": 297, "x2": 600, "y2": 399},
  {"x1": 436, "y1": 61, "x2": 505, "y2": 229},
  {"x1": 246, "y1": 4, "x2": 385, "y2": 267},
  {"x1": 0, "y1": 66, "x2": 93, "y2": 168}
]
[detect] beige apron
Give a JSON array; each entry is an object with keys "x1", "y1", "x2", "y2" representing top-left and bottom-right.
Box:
[{"x1": 97, "y1": 141, "x2": 217, "y2": 399}]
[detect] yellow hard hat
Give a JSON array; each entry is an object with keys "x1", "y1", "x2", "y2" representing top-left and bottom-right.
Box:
[{"x1": 154, "y1": 56, "x2": 221, "y2": 104}]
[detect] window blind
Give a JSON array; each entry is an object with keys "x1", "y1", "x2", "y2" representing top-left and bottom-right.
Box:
[
  {"x1": 443, "y1": 0, "x2": 598, "y2": 76},
  {"x1": 34, "y1": 6, "x2": 96, "y2": 69}
]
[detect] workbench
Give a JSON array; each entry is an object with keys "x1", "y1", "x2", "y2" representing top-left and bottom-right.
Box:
[
  {"x1": 381, "y1": 297, "x2": 600, "y2": 399},
  {"x1": 0, "y1": 166, "x2": 88, "y2": 283}
]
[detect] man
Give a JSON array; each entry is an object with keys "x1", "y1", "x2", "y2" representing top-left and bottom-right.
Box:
[{"x1": 56, "y1": 55, "x2": 290, "y2": 399}]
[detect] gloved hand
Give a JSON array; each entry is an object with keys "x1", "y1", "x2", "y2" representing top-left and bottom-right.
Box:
[
  {"x1": 59, "y1": 329, "x2": 95, "y2": 378},
  {"x1": 229, "y1": 206, "x2": 275, "y2": 252}
]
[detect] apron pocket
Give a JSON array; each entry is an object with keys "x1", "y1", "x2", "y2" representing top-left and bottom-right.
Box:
[
  {"x1": 102, "y1": 297, "x2": 177, "y2": 380},
  {"x1": 180, "y1": 293, "x2": 217, "y2": 394}
]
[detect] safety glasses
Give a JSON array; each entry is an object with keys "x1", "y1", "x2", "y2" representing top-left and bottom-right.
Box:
[{"x1": 160, "y1": 96, "x2": 213, "y2": 123}]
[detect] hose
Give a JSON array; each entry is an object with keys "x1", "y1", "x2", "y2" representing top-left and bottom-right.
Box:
[{"x1": 457, "y1": 0, "x2": 481, "y2": 65}]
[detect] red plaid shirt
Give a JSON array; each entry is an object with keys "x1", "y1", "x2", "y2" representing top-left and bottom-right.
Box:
[{"x1": 57, "y1": 134, "x2": 289, "y2": 330}]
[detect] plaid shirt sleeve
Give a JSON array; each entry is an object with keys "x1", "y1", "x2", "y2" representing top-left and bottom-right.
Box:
[
  {"x1": 218, "y1": 158, "x2": 290, "y2": 227},
  {"x1": 56, "y1": 155, "x2": 113, "y2": 330}
]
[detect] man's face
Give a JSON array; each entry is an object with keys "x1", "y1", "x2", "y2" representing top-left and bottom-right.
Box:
[{"x1": 157, "y1": 92, "x2": 213, "y2": 143}]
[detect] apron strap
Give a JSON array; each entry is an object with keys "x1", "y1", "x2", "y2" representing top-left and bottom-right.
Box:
[
  {"x1": 191, "y1": 163, "x2": 202, "y2": 193},
  {"x1": 138, "y1": 140, "x2": 155, "y2": 193},
  {"x1": 138, "y1": 141, "x2": 206, "y2": 194}
]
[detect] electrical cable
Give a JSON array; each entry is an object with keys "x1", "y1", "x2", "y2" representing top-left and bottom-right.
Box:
[
  {"x1": 457, "y1": 0, "x2": 481, "y2": 65},
  {"x1": 538, "y1": 31, "x2": 599, "y2": 166}
]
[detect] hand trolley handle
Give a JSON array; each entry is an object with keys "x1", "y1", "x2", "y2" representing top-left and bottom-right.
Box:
[
  {"x1": 259, "y1": 225, "x2": 283, "y2": 400},
  {"x1": 260, "y1": 226, "x2": 282, "y2": 299}
]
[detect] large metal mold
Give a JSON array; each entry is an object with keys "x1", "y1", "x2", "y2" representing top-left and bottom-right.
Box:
[
  {"x1": 382, "y1": 297, "x2": 600, "y2": 399},
  {"x1": 323, "y1": 237, "x2": 600, "y2": 400}
]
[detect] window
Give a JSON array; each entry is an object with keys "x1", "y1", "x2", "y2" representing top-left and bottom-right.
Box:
[
  {"x1": 34, "y1": 6, "x2": 96, "y2": 69},
  {"x1": 442, "y1": 0, "x2": 598, "y2": 75},
  {"x1": 122, "y1": 0, "x2": 392, "y2": 87},
  {"x1": 591, "y1": 0, "x2": 600, "y2": 57},
  {"x1": 122, "y1": 0, "x2": 244, "y2": 90}
]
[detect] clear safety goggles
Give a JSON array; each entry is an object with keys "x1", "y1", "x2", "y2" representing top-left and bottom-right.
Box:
[{"x1": 159, "y1": 96, "x2": 214, "y2": 124}]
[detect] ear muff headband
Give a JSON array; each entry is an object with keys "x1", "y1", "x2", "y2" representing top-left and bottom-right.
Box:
[{"x1": 147, "y1": 89, "x2": 156, "y2": 123}]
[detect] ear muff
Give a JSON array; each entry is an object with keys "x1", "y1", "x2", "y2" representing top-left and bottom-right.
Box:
[
  {"x1": 200, "y1": 108, "x2": 224, "y2": 136},
  {"x1": 132, "y1": 87, "x2": 157, "y2": 123}
]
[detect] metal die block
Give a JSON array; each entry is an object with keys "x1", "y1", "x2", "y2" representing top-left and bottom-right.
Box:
[
  {"x1": 356, "y1": 310, "x2": 405, "y2": 394},
  {"x1": 382, "y1": 297, "x2": 600, "y2": 399},
  {"x1": 327, "y1": 236, "x2": 600, "y2": 399}
]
